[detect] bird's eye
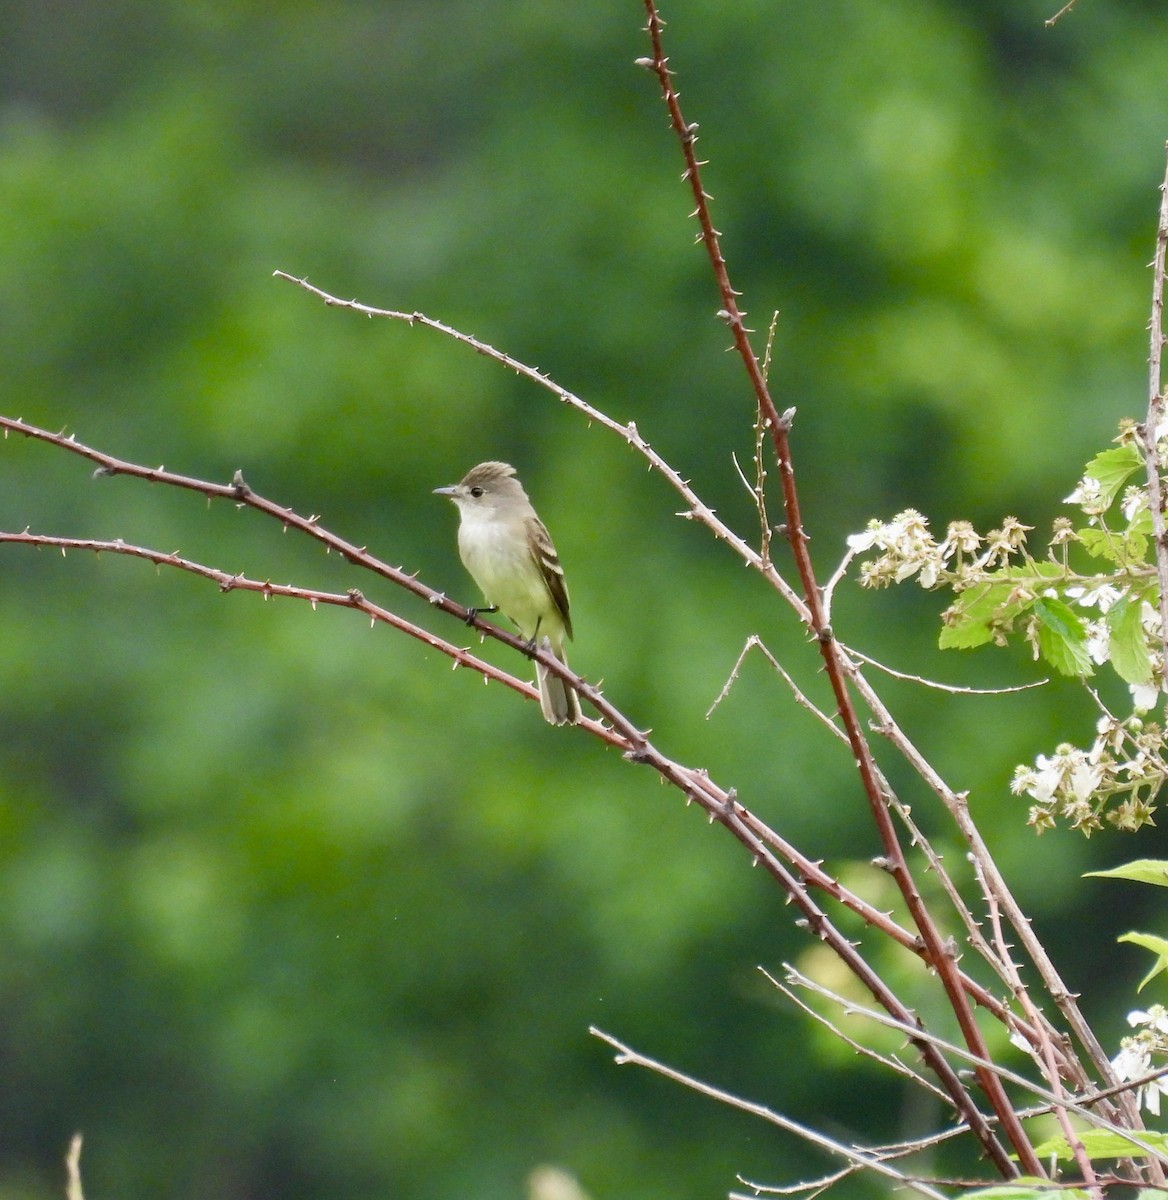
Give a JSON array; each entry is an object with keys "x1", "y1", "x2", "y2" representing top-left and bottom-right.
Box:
[{"x1": 469, "y1": 486, "x2": 484, "y2": 498}]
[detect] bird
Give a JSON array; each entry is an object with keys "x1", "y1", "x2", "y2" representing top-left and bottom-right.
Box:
[{"x1": 434, "y1": 461, "x2": 581, "y2": 725}]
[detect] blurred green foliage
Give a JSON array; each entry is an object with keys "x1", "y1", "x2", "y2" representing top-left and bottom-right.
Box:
[{"x1": 1, "y1": 1, "x2": 1167, "y2": 1197}]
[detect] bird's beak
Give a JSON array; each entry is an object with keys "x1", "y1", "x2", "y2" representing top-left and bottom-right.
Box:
[{"x1": 433, "y1": 485, "x2": 458, "y2": 497}]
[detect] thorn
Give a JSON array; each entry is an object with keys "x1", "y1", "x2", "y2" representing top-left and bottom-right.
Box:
[
  {"x1": 720, "y1": 788, "x2": 738, "y2": 819},
  {"x1": 231, "y1": 469, "x2": 251, "y2": 496},
  {"x1": 633, "y1": 55, "x2": 655, "y2": 68}
]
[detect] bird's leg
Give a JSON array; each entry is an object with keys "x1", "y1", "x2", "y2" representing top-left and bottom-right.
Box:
[{"x1": 465, "y1": 604, "x2": 499, "y2": 626}]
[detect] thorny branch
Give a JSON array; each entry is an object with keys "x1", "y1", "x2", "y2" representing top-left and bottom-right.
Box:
[
  {"x1": 3, "y1": 409, "x2": 1034, "y2": 1176},
  {"x1": 637, "y1": 0, "x2": 1037, "y2": 1175},
  {"x1": 1, "y1": 413, "x2": 1012, "y2": 1166}
]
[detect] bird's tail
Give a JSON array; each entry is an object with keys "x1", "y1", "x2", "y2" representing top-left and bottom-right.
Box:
[{"x1": 536, "y1": 637, "x2": 581, "y2": 726}]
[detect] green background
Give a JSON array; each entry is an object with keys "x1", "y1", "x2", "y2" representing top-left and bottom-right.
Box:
[{"x1": 1, "y1": 1, "x2": 1166, "y2": 1197}]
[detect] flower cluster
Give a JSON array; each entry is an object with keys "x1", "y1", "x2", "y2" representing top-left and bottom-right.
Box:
[
  {"x1": 848, "y1": 510, "x2": 1020, "y2": 591},
  {"x1": 1111, "y1": 1006, "x2": 1168, "y2": 1116},
  {"x1": 1010, "y1": 716, "x2": 1168, "y2": 834}
]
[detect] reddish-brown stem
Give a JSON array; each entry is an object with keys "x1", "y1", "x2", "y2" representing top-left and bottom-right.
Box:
[{"x1": 639, "y1": 0, "x2": 1037, "y2": 1177}]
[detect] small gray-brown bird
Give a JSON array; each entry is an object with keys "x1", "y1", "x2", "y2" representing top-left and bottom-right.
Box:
[{"x1": 434, "y1": 462, "x2": 581, "y2": 725}]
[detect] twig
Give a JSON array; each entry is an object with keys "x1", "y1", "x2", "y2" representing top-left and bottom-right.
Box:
[
  {"x1": 773, "y1": 978, "x2": 949, "y2": 1104},
  {"x1": 842, "y1": 644, "x2": 1048, "y2": 695},
  {"x1": 779, "y1": 966, "x2": 1168, "y2": 1167},
  {"x1": 590, "y1": 1026, "x2": 950, "y2": 1200},
  {"x1": 1140, "y1": 144, "x2": 1168, "y2": 702},
  {"x1": 66, "y1": 1134, "x2": 84, "y2": 1200},
  {"x1": 0, "y1": 417, "x2": 637, "y2": 737},
  {"x1": 755, "y1": 311, "x2": 782, "y2": 565},
  {"x1": 971, "y1": 856, "x2": 1102, "y2": 1196},
  {"x1": 819, "y1": 546, "x2": 857, "y2": 622},
  {"x1": 706, "y1": 635, "x2": 841, "y2": 734},
  {"x1": 1045, "y1": 0, "x2": 1077, "y2": 27},
  {"x1": 734, "y1": 1124, "x2": 973, "y2": 1198}
]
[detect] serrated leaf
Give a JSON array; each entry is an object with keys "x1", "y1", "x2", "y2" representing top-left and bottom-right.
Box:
[
  {"x1": 1032, "y1": 597, "x2": 1093, "y2": 677},
  {"x1": 1077, "y1": 523, "x2": 1149, "y2": 565},
  {"x1": 1076, "y1": 527, "x2": 1122, "y2": 563},
  {"x1": 938, "y1": 566, "x2": 1060, "y2": 651},
  {"x1": 1118, "y1": 932, "x2": 1168, "y2": 989},
  {"x1": 1082, "y1": 445, "x2": 1143, "y2": 511},
  {"x1": 940, "y1": 580, "x2": 1022, "y2": 649},
  {"x1": 1107, "y1": 594, "x2": 1154, "y2": 684},
  {"x1": 1087, "y1": 859, "x2": 1168, "y2": 886},
  {"x1": 1031, "y1": 1127, "x2": 1168, "y2": 1161}
]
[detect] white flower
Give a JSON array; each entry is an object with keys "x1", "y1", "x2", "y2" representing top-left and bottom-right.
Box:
[
  {"x1": 1112, "y1": 1039, "x2": 1151, "y2": 1081},
  {"x1": 1083, "y1": 618, "x2": 1110, "y2": 666},
  {"x1": 846, "y1": 527, "x2": 880, "y2": 552},
  {"x1": 1122, "y1": 488, "x2": 1147, "y2": 522},
  {"x1": 1128, "y1": 1005, "x2": 1168, "y2": 1033},
  {"x1": 1066, "y1": 583, "x2": 1120, "y2": 612},
  {"x1": 1068, "y1": 758, "x2": 1104, "y2": 802},
  {"x1": 1066, "y1": 477, "x2": 1104, "y2": 512}
]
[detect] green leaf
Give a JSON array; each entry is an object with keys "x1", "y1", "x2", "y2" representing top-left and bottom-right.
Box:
[
  {"x1": 1076, "y1": 523, "x2": 1149, "y2": 564},
  {"x1": 1107, "y1": 593, "x2": 1154, "y2": 684},
  {"x1": 1087, "y1": 859, "x2": 1168, "y2": 886},
  {"x1": 1077, "y1": 527, "x2": 1122, "y2": 562},
  {"x1": 1081, "y1": 445, "x2": 1143, "y2": 511},
  {"x1": 940, "y1": 579, "x2": 1026, "y2": 649},
  {"x1": 1031, "y1": 1127, "x2": 1168, "y2": 1161},
  {"x1": 1118, "y1": 932, "x2": 1168, "y2": 989},
  {"x1": 938, "y1": 565, "x2": 1062, "y2": 651},
  {"x1": 1032, "y1": 597, "x2": 1093, "y2": 677}
]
